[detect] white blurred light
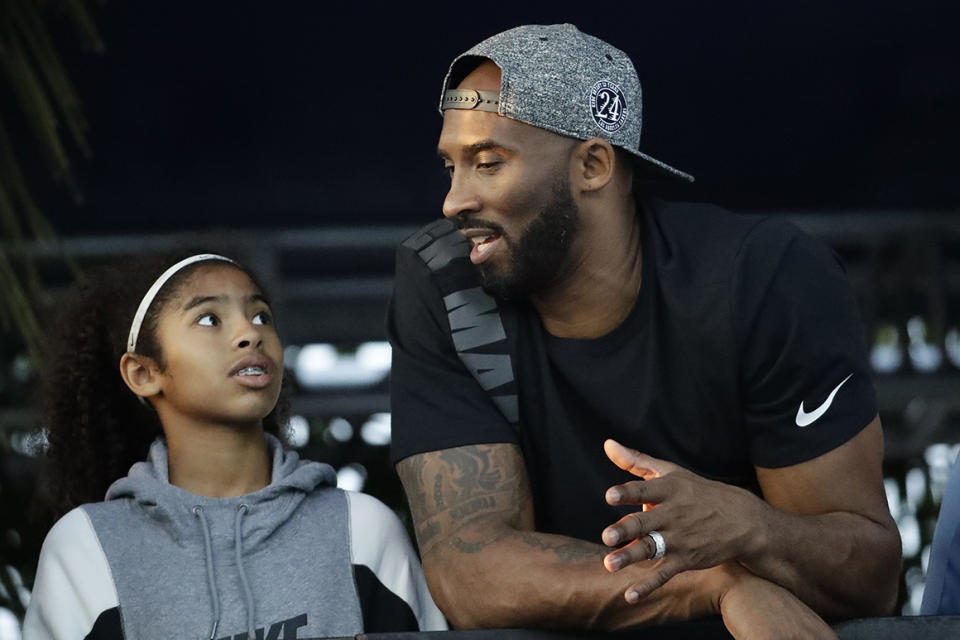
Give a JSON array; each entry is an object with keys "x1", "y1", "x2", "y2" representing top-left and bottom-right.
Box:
[
  {"x1": 884, "y1": 477, "x2": 901, "y2": 521},
  {"x1": 903, "y1": 566, "x2": 925, "y2": 615},
  {"x1": 925, "y1": 443, "x2": 952, "y2": 469},
  {"x1": 11, "y1": 354, "x2": 31, "y2": 383},
  {"x1": 3, "y1": 566, "x2": 28, "y2": 608},
  {"x1": 907, "y1": 316, "x2": 942, "y2": 373},
  {"x1": 337, "y1": 463, "x2": 368, "y2": 492},
  {"x1": 922, "y1": 543, "x2": 931, "y2": 576},
  {"x1": 926, "y1": 444, "x2": 953, "y2": 502},
  {"x1": 10, "y1": 430, "x2": 48, "y2": 457},
  {"x1": 900, "y1": 514, "x2": 922, "y2": 558},
  {"x1": 870, "y1": 324, "x2": 902, "y2": 374},
  {"x1": 946, "y1": 328, "x2": 960, "y2": 368},
  {"x1": 356, "y1": 342, "x2": 392, "y2": 371},
  {"x1": 361, "y1": 413, "x2": 391, "y2": 446},
  {"x1": 905, "y1": 467, "x2": 927, "y2": 511},
  {"x1": 328, "y1": 417, "x2": 354, "y2": 443},
  {"x1": 283, "y1": 345, "x2": 302, "y2": 367},
  {"x1": 294, "y1": 343, "x2": 389, "y2": 389},
  {"x1": 288, "y1": 415, "x2": 310, "y2": 448},
  {"x1": 0, "y1": 607, "x2": 21, "y2": 640}
]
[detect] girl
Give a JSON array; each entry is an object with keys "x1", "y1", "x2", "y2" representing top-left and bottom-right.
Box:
[{"x1": 24, "y1": 253, "x2": 446, "y2": 639}]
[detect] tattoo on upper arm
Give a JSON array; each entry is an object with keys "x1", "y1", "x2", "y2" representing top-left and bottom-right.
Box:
[
  {"x1": 397, "y1": 444, "x2": 603, "y2": 564},
  {"x1": 397, "y1": 444, "x2": 532, "y2": 554}
]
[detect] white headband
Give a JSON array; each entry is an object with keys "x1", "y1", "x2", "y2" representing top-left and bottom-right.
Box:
[{"x1": 126, "y1": 254, "x2": 237, "y2": 353}]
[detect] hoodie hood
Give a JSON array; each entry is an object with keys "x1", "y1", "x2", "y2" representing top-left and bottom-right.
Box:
[{"x1": 105, "y1": 433, "x2": 337, "y2": 548}]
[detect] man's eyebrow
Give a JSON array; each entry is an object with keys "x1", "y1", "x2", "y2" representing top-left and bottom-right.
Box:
[{"x1": 436, "y1": 139, "x2": 514, "y2": 160}]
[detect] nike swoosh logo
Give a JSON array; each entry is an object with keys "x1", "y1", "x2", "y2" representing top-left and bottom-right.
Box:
[{"x1": 795, "y1": 373, "x2": 854, "y2": 427}]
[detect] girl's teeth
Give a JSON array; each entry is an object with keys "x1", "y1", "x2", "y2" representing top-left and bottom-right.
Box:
[{"x1": 237, "y1": 367, "x2": 265, "y2": 376}]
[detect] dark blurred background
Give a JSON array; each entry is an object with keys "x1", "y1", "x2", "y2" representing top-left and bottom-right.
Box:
[{"x1": 1, "y1": 0, "x2": 959, "y2": 633}]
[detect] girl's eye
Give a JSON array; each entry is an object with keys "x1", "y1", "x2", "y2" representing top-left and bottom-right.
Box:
[
  {"x1": 197, "y1": 313, "x2": 219, "y2": 327},
  {"x1": 252, "y1": 310, "x2": 272, "y2": 326}
]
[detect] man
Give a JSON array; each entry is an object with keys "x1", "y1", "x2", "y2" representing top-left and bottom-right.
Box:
[{"x1": 387, "y1": 24, "x2": 900, "y2": 636}]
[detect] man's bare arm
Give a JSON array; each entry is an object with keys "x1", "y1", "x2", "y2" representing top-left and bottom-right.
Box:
[
  {"x1": 746, "y1": 417, "x2": 901, "y2": 616},
  {"x1": 396, "y1": 442, "x2": 826, "y2": 632}
]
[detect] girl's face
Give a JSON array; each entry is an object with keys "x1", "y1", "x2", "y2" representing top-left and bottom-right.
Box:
[{"x1": 150, "y1": 264, "x2": 283, "y2": 429}]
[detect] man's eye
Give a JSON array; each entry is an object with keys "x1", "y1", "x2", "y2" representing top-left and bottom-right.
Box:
[
  {"x1": 253, "y1": 311, "x2": 272, "y2": 326},
  {"x1": 477, "y1": 162, "x2": 502, "y2": 172},
  {"x1": 442, "y1": 165, "x2": 454, "y2": 178},
  {"x1": 197, "y1": 313, "x2": 219, "y2": 327}
]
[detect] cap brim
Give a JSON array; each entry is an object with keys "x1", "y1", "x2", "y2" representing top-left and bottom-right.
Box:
[{"x1": 629, "y1": 149, "x2": 695, "y2": 182}]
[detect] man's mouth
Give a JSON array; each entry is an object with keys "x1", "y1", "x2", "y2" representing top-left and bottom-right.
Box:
[{"x1": 462, "y1": 228, "x2": 504, "y2": 265}]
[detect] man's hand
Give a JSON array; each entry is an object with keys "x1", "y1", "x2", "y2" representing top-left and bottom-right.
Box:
[
  {"x1": 600, "y1": 439, "x2": 770, "y2": 601},
  {"x1": 600, "y1": 419, "x2": 901, "y2": 619}
]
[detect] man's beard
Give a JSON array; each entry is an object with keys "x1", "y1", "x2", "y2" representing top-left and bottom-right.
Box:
[{"x1": 476, "y1": 177, "x2": 580, "y2": 301}]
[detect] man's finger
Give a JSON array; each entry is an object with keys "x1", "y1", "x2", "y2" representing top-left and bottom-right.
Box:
[
  {"x1": 604, "y1": 439, "x2": 676, "y2": 478},
  {"x1": 625, "y1": 561, "x2": 681, "y2": 603},
  {"x1": 603, "y1": 536, "x2": 655, "y2": 572},
  {"x1": 605, "y1": 476, "x2": 671, "y2": 507},
  {"x1": 602, "y1": 509, "x2": 665, "y2": 546}
]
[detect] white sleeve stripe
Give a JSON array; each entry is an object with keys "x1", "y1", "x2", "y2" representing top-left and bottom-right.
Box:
[
  {"x1": 345, "y1": 491, "x2": 447, "y2": 631},
  {"x1": 23, "y1": 508, "x2": 120, "y2": 640}
]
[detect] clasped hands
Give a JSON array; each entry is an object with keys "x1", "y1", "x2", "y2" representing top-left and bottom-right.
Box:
[
  {"x1": 600, "y1": 438, "x2": 768, "y2": 601},
  {"x1": 599, "y1": 440, "x2": 837, "y2": 638}
]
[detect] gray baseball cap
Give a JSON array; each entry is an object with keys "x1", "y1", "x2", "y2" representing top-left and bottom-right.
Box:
[{"x1": 439, "y1": 23, "x2": 694, "y2": 182}]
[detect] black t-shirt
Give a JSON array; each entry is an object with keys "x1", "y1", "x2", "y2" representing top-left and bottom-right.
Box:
[{"x1": 388, "y1": 199, "x2": 877, "y2": 543}]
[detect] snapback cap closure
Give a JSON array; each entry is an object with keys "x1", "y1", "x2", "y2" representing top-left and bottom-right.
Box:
[{"x1": 442, "y1": 89, "x2": 500, "y2": 113}]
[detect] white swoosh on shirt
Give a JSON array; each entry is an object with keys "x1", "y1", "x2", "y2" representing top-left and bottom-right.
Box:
[{"x1": 795, "y1": 373, "x2": 854, "y2": 427}]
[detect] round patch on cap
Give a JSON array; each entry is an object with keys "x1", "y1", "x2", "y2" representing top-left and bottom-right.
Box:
[{"x1": 590, "y1": 80, "x2": 627, "y2": 133}]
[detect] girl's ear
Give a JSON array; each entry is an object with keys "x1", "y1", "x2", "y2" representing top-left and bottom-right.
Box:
[{"x1": 119, "y1": 352, "x2": 163, "y2": 400}]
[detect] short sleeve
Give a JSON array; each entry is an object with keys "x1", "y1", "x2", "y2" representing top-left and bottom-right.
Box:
[
  {"x1": 388, "y1": 227, "x2": 518, "y2": 464},
  {"x1": 734, "y1": 220, "x2": 877, "y2": 468}
]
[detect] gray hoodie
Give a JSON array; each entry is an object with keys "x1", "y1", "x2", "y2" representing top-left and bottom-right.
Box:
[{"x1": 24, "y1": 435, "x2": 446, "y2": 639}]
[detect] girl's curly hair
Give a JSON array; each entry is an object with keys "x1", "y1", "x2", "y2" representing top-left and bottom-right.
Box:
[{"x1": 40, "y1": 252, "x2": 288, "y2": 521}]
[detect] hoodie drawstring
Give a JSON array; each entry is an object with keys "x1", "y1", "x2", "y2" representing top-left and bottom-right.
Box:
[
  {"x1": 193, "y1": 506, "x2": 221, "y2": 640},
  {"x1": 235, "y1": 504, "x2": 256, "y2": 640},
  {"x1": 194, "y1": 504, "x2": 257, "y2": 640}
]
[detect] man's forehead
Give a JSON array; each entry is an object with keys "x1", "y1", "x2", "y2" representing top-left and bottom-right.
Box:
[
  {"x1": 437, "y1": 108, "x2": 523, "y2": 159},
  {"x1": 455, "y1": 59, "x2": 502, "y2": 92}
]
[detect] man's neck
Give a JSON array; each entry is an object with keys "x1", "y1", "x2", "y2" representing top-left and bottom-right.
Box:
[
  {"x1": 163, "y1": 419, "x2": 272, "y2": 497},
  {"x1": 533, "y1": 197, "x2": 643, "y2": 339}
]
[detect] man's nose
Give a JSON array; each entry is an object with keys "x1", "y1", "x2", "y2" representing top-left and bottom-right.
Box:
[{"x1": 442, "y1": 173, "x2": 480, "y2": 219}]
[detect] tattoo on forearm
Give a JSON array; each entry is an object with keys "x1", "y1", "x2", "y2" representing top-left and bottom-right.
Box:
[
  {"x1": 434, "y1": 473, "x2": 445, "y2": 509},
  {"x1": 419, "y1": 521, "x2": 442, "y2": 547},
  {"x1": 397, "y1": 444, "x2": 606, "y2": 566},
  {"x1": 450, "y1": 496, "x2": 497, "y2": 521},
  {"x1": 517, "y1": 532, "x2": 604, "y2": 564},
  {"x1": 451, "y1": 536, "x2": 487, "y2": 554}
]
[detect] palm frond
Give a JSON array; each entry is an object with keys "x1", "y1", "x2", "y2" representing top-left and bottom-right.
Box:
[{"x1": 0, "y1": 0, "x2": 101, "y2": 361}]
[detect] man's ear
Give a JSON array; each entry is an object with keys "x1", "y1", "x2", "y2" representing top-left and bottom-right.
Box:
[
  {"x1": 573, "y1": 138, "x2": 616, "y2": 193},
  {"x1": 119, "y1": 352, "x2": 163, "y2": 400}
]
